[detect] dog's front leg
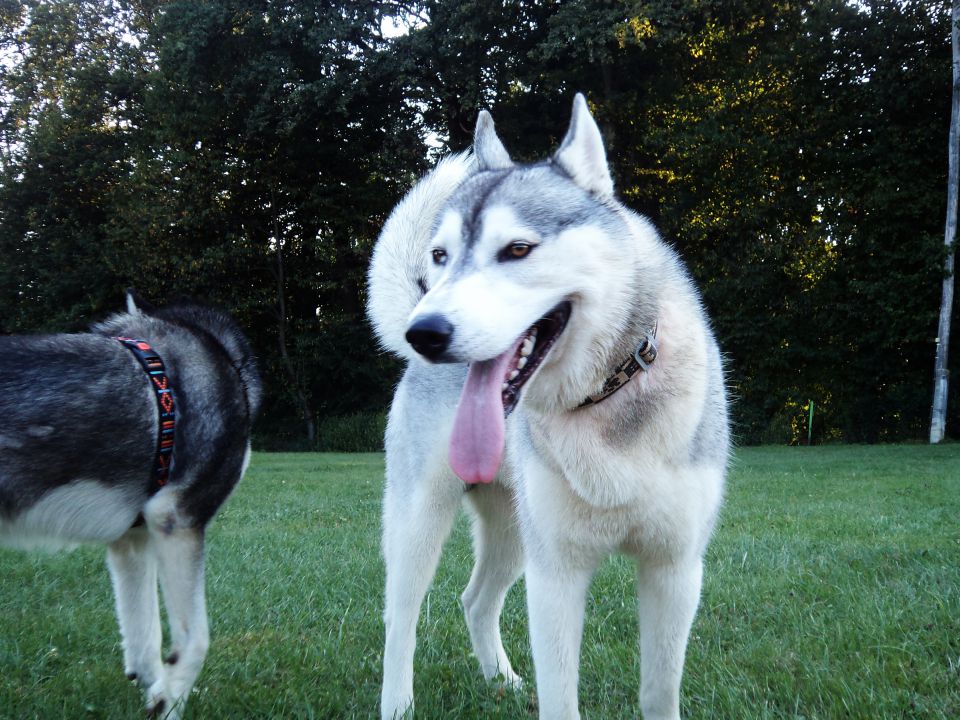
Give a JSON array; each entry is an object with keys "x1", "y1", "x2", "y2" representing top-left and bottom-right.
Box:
[
  {"x1": 525, "y1": 556, "x2": 595, "y2": 720},
  {"x1": 149, "y1": 526, "x2": 208, "y2": 720},
  {"x1": 137, "y1": 490, "x2": 210, "y2": 720},
  {"x1": 636, "y1": 556, "x2": 703, "y2": 720},
  {"x1": 107, "y1": 527, "x2": 163, "y2": 692},
  {"x1": 381, "y1": 478, "x2": 462, "y2": 719}
]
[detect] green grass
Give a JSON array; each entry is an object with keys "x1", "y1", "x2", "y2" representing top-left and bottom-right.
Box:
[{"x1": 1, "y1": 446, "x2": 958, "y2": 719}]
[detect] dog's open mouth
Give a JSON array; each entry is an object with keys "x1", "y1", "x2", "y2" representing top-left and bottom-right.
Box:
[
  {"x1": 500, "y1": 301, "x2": 571, "y2": 417},
  {"x1": 449, "y1": 301, "x2": 571, "y2": 485}
]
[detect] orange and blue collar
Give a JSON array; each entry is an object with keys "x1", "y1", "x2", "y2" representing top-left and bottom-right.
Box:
[{"x1": 115, "y1": 337, "x2": 175, "y2": 489}]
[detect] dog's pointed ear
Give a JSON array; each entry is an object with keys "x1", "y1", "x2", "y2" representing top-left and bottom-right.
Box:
[
  {"x1": 474, "y1": 110, "x2": 513, "y2": 171},
  {"x1": 554, "y1": 93, "x2": 614, "y2": 198},
  {"x1": 125, "y1": 287, "x2": 155, "y2": 315}
]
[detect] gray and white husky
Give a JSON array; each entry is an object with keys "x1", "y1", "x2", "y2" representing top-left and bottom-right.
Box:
[
  {"x1": 0, "y1": 293, "x2": 262, "y2": 719},
  {"x1": 368, "y1": 94, "x2": 729, "y2": 720}
]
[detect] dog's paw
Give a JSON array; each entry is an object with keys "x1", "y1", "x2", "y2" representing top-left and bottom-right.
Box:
[
  {"x1": 492, "y1": 671, "x2": 524, "y2": 692},
  {"x1": 145, "y1": 695, "x2": 166, "y2": 719},
  {"x1": 144, "y1": 679, "x2": 181, "y2": 720},
  {"x1": 124, "y1": 658, "x2": 163, "y2": 692}
]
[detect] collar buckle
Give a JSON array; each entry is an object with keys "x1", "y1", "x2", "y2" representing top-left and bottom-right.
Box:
[{"x1": 633, "y1": 333, "x2": 658, "y2": 371}]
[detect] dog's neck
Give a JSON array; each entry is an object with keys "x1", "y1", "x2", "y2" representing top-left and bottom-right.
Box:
[{"x1": 578, "y1": 320, "x2": 658, "y2": 408}]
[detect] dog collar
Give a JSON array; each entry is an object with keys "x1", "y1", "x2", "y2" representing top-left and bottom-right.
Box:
[
  {"x1": 115, "y1": 337, "x2": 175, "y2": 489},
  {"x1": 578, "y1": 323, "x2": 658, "y2": 408}
]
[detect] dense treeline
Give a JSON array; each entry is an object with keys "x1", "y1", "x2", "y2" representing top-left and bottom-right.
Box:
[{"x1": 0, "y1": 0, "x2": 955, "y2": 445}]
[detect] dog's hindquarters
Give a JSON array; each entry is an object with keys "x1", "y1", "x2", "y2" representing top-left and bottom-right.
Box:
[{"x1": 0, "y1": 335, "x2": 157, "y2": 548}]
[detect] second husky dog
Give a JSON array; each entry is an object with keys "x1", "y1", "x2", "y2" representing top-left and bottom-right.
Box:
[
  {"x1": 0, "y1": 293, "x2": 262, "y2": 719},
  {"x1": 368, "y1": 94, "x2": 729, "y2": 719}
]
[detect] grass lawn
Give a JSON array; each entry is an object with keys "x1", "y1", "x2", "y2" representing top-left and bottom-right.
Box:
[{"x1": 1, "y1": 445, "x2": 958, "y2": 719}]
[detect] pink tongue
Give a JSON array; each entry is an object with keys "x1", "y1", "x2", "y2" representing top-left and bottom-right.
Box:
[{"x1": 449, "y1": 344, "x2": 519, "y2": 484}]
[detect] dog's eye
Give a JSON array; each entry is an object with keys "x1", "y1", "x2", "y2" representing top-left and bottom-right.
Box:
[
  {"x1": 431, "y1": 248, "x2": 447, "y2": 265},
  {"x1": 501, "y1": 242, "x2": 533, "y2": 261}
]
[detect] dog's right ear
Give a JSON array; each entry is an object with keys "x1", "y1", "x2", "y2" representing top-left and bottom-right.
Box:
[
  {"x1": 125, "y1": 287, "x2": 156, "y2": 315},
  {"x1": 554, "y1": 93, "x2": 614, "y2": 198},
  {"x1": 474, "y1": 111, "x2": 513, "y2": 171}
]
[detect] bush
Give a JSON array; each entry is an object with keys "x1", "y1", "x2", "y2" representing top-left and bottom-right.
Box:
[
  {"x1": 316, "y1": 411, "x2": 387, "y2": 452},
  {"x1": 252, "y1": 411, "x2": 387, "y2": 452}
]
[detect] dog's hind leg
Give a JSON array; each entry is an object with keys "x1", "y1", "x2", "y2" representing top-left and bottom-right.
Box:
[
  {"x1": 381, "y1": 473, "x2": 463, "y2": 719},
  {"x1": 107, "y1": 527, "x2": 164, "y2": 692},
  {"x1": 461, "y1": 483, "x2": 524, "y2": 689},
  {"x1": 635, "y1": 556, "x2": 704, "y2": 720}
]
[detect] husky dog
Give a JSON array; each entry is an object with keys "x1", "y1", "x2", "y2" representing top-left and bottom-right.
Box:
[
  {"x1": 0, "y1": 293, "x2": 262, "y2": 719},
  {"x1": 368, "y1": 94, "x2": 729, "y2": 720}
]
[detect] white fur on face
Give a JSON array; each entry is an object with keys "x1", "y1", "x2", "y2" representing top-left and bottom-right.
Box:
[{"x1": 412, "y1": 205, "x2": 616, "y2": 363}]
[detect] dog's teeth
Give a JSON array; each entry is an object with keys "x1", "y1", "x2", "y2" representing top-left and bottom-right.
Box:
[
  {"x1": 521, "y1": 338, "x2": 534, "y2": 356},
  {"x1": 508, "y1": 369, "x2": 520, "y2": 381},
  {"x1": 517, "y1": 356, "x2": 528, "y2": 370},
  {"x1": 502, "y1": 383, "x2": 509, "y2": 391}
]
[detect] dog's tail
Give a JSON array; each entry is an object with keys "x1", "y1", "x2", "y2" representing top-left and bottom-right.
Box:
[{"x1": 367, "y1": 152, "x2": 475, "y2": 360}]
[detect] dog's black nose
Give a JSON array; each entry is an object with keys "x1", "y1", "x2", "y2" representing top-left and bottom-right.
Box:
[{"x1": 406, "y1": 314, "x2": 453, "y2": 360}]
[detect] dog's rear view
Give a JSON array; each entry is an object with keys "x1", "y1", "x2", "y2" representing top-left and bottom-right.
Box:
[{"x1": 0, "y1": 292, "x2": 261, "y2": 719}]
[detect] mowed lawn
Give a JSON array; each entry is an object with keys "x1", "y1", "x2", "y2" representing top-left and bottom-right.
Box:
[{"x1": 1, "y1": 445, "x2": 958, "y2": 719}]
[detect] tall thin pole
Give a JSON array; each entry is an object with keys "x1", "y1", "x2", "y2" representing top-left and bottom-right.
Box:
[{"x1": 931, "y1": 1, "x2": 959, "y2": 444}]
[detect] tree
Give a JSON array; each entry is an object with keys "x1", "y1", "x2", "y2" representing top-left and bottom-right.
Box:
[
  {"x1": 0, "y1": 0, "x2": 150, "y2": 332},
  {"x1": 0, "y1": 0, "x2": 954, "y2": 444},
  {"x1": 932, "y1": 0, "x2": 958, "y2": 443},
  {"x1": 133, "y1": 0, "x2": 426, "y2": 442}
]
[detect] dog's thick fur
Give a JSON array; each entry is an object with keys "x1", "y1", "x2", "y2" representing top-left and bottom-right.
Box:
[
  {"x1": 0, "y1": 294, "x2": 261, "y2": 719},
  {"x1": 368, "y1": 95, "x2": 729, "y2": 719}
]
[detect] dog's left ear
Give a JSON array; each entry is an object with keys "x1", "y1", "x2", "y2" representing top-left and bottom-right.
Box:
[
  {"x1": 474, "y1": 110, "x2": 513, "y2": 171},
  {"x1": 125, "y1": 287, "x2": 156, "y2": 315},
  {"x1": 554, "y1": 93, "x2": 614, "y2": 198}
]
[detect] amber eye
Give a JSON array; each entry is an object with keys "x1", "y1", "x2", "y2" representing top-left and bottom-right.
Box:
[
  {"x1": 502, "y1": 242, "x2": 533, "y2": 261},
  {"x1": 431, "y1": 248, "x2": 447, "y2": 265}
]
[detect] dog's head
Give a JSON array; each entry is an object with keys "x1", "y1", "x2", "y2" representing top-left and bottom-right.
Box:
[{"x1": 405, "y1": 95, "x2": 637, "y2": 483}]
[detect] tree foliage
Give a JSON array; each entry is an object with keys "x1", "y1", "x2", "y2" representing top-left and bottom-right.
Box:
[{"x1": 0, "y1": 0, "x2": 954, "y2": 444}]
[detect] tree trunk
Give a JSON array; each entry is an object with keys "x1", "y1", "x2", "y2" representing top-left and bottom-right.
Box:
[
  {"x1": 275, "y1": 234, "x2": 317, "y2": 445},
  {"x1": 931, "y1": 0, "x2": 960, "y2": 443}
]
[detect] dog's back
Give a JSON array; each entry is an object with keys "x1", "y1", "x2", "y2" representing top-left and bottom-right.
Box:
[
  {"x1": 0, "y1": 333, "x2": 159, "y2": 545},
  {"x1": 0, "y1": 301, "x2": 262, "y2": 545}
]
